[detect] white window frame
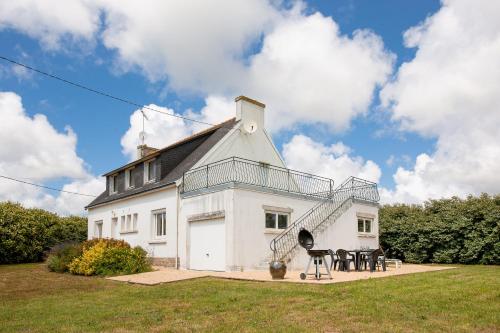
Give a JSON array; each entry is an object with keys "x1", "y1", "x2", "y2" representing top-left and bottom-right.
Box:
[
  {"x1": 120, "y1": 214, "x2": 138, "y2": 234},
  {"x1": 111, "y1": 217, "x2": 118, "y2": 238},
  {"x1": 152, "y1": 209, "x2": 167, "y2": 240},
  {"x1": 144, "y1": 159, "x2": 156, "y2": 183},
  {"x1": 120, "y1": 216, "x2": 125, "y2": 232},
  {"x1": 357, "y1": 217, "x2": 373, "y2": 235},
  {"x1": 109, "y1": 175, "x2": 118, "y2": 194},
  {"x1": 125, "y1": 168, "x2": 135, "y2": 189},
  {"x1": 265, "y1": 211, "x2": 289, "y2": 231},
  {"x1": 133, "y1": 213, "x2": 138, "y2": 231},
  {"x1": 126, "y1": 214, "x2": 132, "y2": 231},
  {"x1": 94, "y1": 220, "x2": 103, "y2": 238}
]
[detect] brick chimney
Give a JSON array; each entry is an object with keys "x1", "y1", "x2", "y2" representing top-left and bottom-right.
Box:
[{"x1": 137, "y1": 144, "x2": 158, "y2": 159}]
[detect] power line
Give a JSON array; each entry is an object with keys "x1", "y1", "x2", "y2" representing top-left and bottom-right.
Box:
[
  {"x1": 0, "y1": 175, "x2": 97, "y2": 197},
  {"x1": 0, "y1": 55, "x2": 229, "y2": 129}
]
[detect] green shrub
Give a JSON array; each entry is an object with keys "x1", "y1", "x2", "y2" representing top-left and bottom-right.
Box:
[
  {"x1": 68, "y1": 239, "x2": 151, "y2": 276},
  {"x1": 380, "y1": 194, "x2": 500, "y2": 264},
  {"x1": 93, "y1": 246, "x2": 151, "y2": 276},
  {"x1": 82, "y1": 238, "x2": 130, "y2": 251},
  {"x1": 47, "y1": 242, "x2": 83, "y2": 273},
  {"x1": 0, "y1": 202, "x2": 87, "y2": 264}
]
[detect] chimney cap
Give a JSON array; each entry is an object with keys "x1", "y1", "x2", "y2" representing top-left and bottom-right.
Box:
[
  {"x1": 234, "y1": 95, "x2": 265, "y2": 108},
  {"x1": 137, "y1": 144, "x2": 158, "y2": 159}
]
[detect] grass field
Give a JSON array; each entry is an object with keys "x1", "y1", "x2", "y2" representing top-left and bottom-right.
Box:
[{"x1": 0, "y1": 264, "x2": 499, "y2": 332}]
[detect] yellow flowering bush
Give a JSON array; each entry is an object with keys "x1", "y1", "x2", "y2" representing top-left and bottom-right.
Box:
[
  {"x1": 68, "y1": 240, "x2": 107, "y2": 276},
  {"x1": 67, "y1": 238, "x2": 151, "y2": 276}
]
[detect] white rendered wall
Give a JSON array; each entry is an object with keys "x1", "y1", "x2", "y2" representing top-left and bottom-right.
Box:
[
  {"x1": 288, "y1": 201, "x2": 379, "y2": 270},
  {"x1": 231, "y1": 188, "x2": 317, "y2": 270},
  {"x1": 179, "y1": 188, "x2": 378, "y2": 272},
  {"x1": 195, "y1": 98, "x2": 285, "y2": 168},
  {"x1": 202, "y1": 127, "x2": 285, "y2": 167},
  {"x1": 87, "y1": 187, "x2": 178, "y2": 259},
  {"x1": 178, "y1": 189, "x2": 234, "y2": 270},
  {"x1": 179, "y1": 187, "x2": 317, "y2": 271}
]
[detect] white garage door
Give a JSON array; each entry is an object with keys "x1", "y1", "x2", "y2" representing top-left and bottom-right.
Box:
[{"x1": 189, "y1": 218, "x2": 226, "y2": 271}]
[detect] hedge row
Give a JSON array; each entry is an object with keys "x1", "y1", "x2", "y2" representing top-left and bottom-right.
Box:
[
  {"x1": 0, "y1": 202, "x2": 87, "y2": 264},
  {"x1": 379, "y1": 194, "x2": 500, "y2": 264}
]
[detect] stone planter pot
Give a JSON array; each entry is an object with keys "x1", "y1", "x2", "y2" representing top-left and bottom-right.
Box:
[{"x1": 269, "y1": 260, "x2": 287, "y2": 279}]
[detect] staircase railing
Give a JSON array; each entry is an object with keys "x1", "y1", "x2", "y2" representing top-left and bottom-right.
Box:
[
  {"x1": 269, "y1": 176, "x2": 380, "y2": 261},
  {"x1": 182, "y1": 156, "x2": 334, "y2": 199}
]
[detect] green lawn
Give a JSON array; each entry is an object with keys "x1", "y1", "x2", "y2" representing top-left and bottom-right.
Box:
[{"x1": 0, "y1": 264, "x2": 499, "y2": 332}]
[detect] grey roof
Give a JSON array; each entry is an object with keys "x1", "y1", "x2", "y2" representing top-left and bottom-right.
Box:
[{"x1": 86, "y1": 118, "x2": 237, "y2": 209}]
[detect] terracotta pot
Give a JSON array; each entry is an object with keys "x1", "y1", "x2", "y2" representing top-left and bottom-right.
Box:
[{"x1": 269, "y1": 260, "x2": 287, "y2": 279}]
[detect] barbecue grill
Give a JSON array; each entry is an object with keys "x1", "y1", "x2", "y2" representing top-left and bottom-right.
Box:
[{"x1": 298, "y1": 228, "x2": 333, "y2": 280}]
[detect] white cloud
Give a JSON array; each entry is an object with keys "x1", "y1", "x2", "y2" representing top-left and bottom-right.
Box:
[
  {"x1": 0, "y1": 63, "x2": 34, "y2": 82},
  {"x1": 10, "y1": 64, "x2": 33, "y2": 81},
  {"x1": 99, "y1": 0, "x2": 277, "y2": 91},
  {"x1": 0, "y1": 92, "x2": 87, "y2": 180},
  {"x1": 101, "y1": 3, "x2": 394, "y2": 132},
  {"x1": 186, "y1": 95, "x2": 235, "y2": 133},
  {"x1": 121, "y1": 95, "x2": 235, "y2": 160},
  {"x1": 1, "y1": 1, "x2": 394, "y2": 133},
  {"x1": 246, "y1": 11, "x2": 394, "y2": 132},
  {"x1": 0, "y1": 91, "x2": 101, "y2": 215},
  {"x1": 282, "y1": 134, "x2": 381, "y2": 184},
  {"x1": 0, "y1": 175, "x2": 103, "y2": 216},
  {"x1": 380, "y1": 0, "x2": 500, "y2": 203},
  {"x1": 386, "y1": 155, "x2": 395, "y2": 167},
  {"x1": 54, "y1": 176, "x2": 104, "y2": 215},
  {"x1": 120, "y1": 105, "x2": 191, "y2": 161},
  {"x1": 0, "y1": 0, "x2": 100, "y2": 50}
]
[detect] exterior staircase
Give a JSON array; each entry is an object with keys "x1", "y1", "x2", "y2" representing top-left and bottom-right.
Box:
[{"x1": 267, "y1": 176, "x2": 380, "y2": 264}]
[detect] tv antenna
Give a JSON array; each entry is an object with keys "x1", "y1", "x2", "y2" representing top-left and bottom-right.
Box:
[{"x1": 140, "y1": 109, "x2": 149, "y2": 145}]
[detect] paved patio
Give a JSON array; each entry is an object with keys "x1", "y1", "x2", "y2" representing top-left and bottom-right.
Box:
[{"x1": 107, "y1": 264, "x2": 454, "y2": 285}]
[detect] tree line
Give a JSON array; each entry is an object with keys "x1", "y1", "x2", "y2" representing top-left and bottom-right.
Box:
[
  {"x1": 0, "y1": 202, "x2": 87, "y2": 264},
  {"x1": 380, "y1": 194, "x2": 499, "y2": 264}
]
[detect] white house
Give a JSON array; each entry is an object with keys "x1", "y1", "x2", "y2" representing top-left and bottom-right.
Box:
[{"x1": 86, "y1": 96, "x2": 380, "y2": 271}]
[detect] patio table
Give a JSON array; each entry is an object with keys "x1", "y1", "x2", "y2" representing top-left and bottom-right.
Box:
[{"x1": 349, "y1": 249, "x2": 374, "y2": 271}]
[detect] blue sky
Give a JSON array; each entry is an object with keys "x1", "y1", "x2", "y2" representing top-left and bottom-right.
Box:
[{"x1": 1, "y1": 0, "x2": 498, "y2": 214}]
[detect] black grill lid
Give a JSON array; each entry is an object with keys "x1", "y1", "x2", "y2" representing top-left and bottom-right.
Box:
[{"x1": 298, "y1": 228, "x2": 314, "y2": 250}]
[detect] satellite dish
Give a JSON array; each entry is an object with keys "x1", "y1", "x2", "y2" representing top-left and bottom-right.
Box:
[{"x1": 243, "y1": 121, "x2": 258, "y2": 134}]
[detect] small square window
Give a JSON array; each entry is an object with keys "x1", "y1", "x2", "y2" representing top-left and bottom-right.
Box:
[
  {"x1": 365, "y1": 220, "x2": 371, "y2": 233},
  {"x1": 357, "y1": 217, "x2": 373, "y2": 234},
  {"x1": 265, "y1": 213, "x2": 276, "y2": 228},
  {"x1": 120, "y1": 214, "x2": 138, "y2": 233},
  {"x1": 358, "y1": 219, "x2": 364, "y2": 233},
  {"x1": 265, "y1": 211, "x2": 289, "y2": 230},
  {"x1": 278, "y1": 214, "x2": 288, "y2": 229}
]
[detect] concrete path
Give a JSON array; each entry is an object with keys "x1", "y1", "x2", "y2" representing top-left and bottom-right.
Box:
[{"x1": 107, "y1": 264, "x2": 454, "y2": 285}]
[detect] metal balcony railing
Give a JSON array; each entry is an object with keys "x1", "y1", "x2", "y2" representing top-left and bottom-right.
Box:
[
  {"x1": 269, "y1": 176, "x2": 380, "y2": 261},
  {"x1": 181, "y1": 157, "x2": 334, "y2": 199}
]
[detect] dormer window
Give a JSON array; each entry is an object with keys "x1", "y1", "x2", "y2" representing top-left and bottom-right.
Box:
[
  {"x1": 109, "y1": 175, "x2": 118, "y2": 194},
  {"x1": 125, "y1": 168, "x2": 134, "y2": 189},
  {"x1": 144, "y1": 159, "x2": 156, "y2": 183}
]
